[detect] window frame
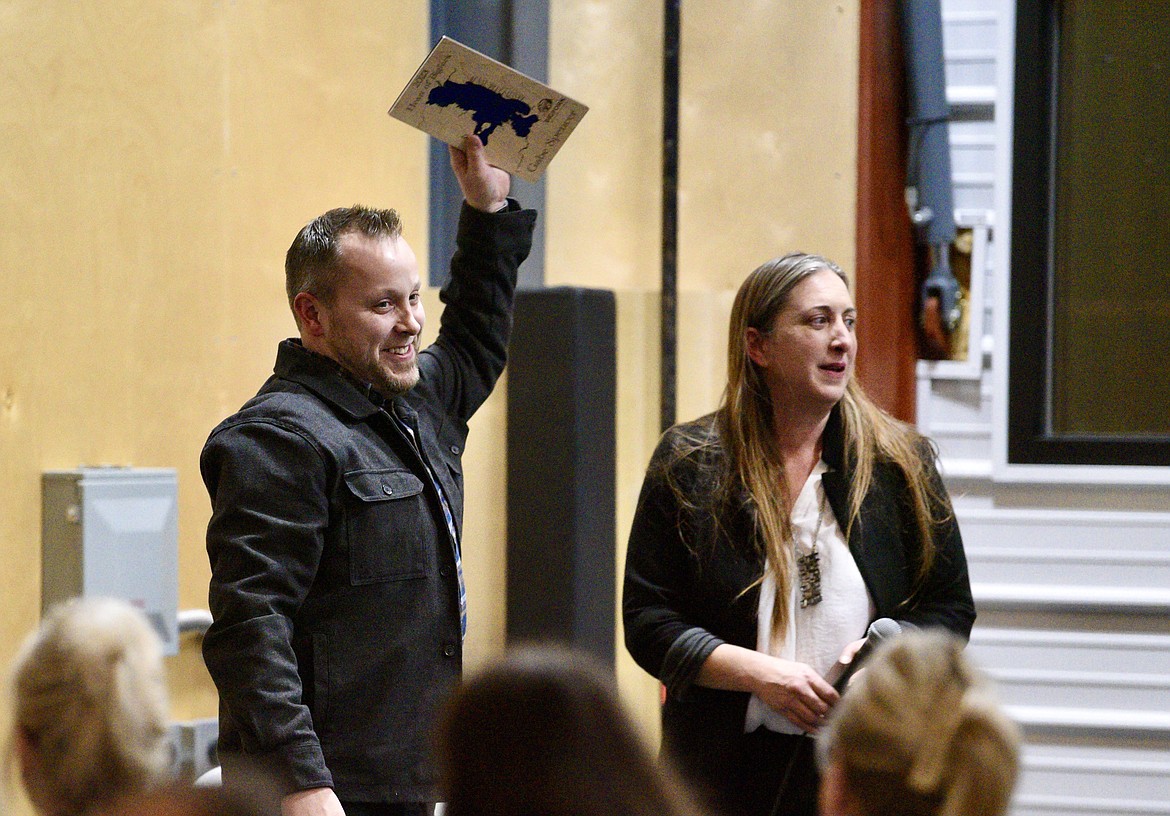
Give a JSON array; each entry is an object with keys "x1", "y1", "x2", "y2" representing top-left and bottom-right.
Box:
[{"x1": 993, "y1": 0, "x2": 1170, "y2": 483}]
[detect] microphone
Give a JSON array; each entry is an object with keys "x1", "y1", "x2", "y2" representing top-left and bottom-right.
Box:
[{"x1": 831, "y1": 617, "x2": 902, "y2": 693}]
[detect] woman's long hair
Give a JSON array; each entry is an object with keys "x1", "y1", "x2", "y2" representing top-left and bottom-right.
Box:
[
  {"x1": 816, "y1": 630, "x2": 1020, "y2": 816},
  {"x1": 674, "y1": 252, "x2": 951, "y2": 637}
]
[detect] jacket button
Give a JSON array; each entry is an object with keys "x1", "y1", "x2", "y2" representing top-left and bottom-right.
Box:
[
  {"x1": 449, "y1": 444, "x2": 460, "y2": 455},
  {"x1": 382, "y1": 484, "x2": 393, "y2": 495},
  {"x1": 443, "y1": 643, "x2": 456, "y2": 657},
  {"x1": 440, "y1": 566, "x2": 451, "y2": 578}
]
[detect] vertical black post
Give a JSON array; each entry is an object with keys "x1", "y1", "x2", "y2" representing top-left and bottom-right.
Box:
[
  {"x1": 506, "y1": 288, "x2": 617, "y2": 667},
  {"x1": 661, "y1": 0, "x2": 681, "y2": 433}
]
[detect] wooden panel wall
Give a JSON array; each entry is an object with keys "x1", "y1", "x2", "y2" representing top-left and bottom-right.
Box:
[
  {"x1": 2, "y1": 0, "x2": 864, "y2": 767},
  {"x1": 0, "y1": 2, "x2": 429, "y2": 734}
]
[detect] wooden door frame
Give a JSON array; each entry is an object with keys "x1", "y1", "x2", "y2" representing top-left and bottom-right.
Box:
[{"x1": 855, "y1": 0, "x2": 918, "y2": 423}]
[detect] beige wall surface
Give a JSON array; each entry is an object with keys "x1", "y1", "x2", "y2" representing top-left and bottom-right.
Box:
[
  {"x1": 1, "y1": 0, "x2": 860, "y2": 774},
  {"x1": 546, "y1": 1, "x2": 664, "y2": 290},
  {"x1": 611, "y1": 290, "x2": 736, "y2": 742},
  {"x1": 548, "y1": 2, "x2": 859, "y2": 295},
  {"x1": 680, "y1": 3, "x2": 860, "y2": 289},
  {"x1": 1, "y1": 1, "x2": 429, "y2": 729},
  {"x1": 549, "y1": 0, "x2": 859, "y2": 738}
]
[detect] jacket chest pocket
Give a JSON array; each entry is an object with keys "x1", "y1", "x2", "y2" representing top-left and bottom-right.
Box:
[{"x1": 343, "y1": 468, "x2": 429, "y2": 584}]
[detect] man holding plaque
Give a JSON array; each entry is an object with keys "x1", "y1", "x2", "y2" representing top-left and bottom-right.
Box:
[{"x1": 200, "y1": 134, "x2": 536, "y2": 816}]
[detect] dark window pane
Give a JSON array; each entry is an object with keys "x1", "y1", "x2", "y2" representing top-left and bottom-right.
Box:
[{"x1": 1049, "y1": 1, "x2": 1170, "y2": 437}]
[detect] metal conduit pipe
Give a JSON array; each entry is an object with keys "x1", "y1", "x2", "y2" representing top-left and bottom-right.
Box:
[
  {"x1": 902, "y1": 0, "x2": 961, "y2": 333},
  {"x1": 177, "y1": 608, "x2": 213, "y2": 636},
  {"x1": 661, "y1": 0, "x2": 680, "y2": 433}
]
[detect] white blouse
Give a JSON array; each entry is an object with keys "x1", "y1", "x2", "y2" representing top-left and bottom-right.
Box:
[{"x1": 744, "y1": 460, "x2": 873, "y2": 734}]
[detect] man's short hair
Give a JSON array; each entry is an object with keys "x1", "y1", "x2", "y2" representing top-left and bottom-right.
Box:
[{"x1": 285, "y1": 206, "x2": 403, "y2": 323}]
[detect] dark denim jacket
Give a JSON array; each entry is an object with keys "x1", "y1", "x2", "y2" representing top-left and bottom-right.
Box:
[{"x1": 201, "y1": 202, "x2": 535, "y2": 802}]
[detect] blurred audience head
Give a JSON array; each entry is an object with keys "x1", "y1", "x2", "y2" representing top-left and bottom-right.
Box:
[
  {"x1": 438, "y1": 645, "x2": 702, "y2": 816},
  {"x1": 5, "y1": 596, "x2": 171, "y2": 816},
  {"x1": 816, "y1": 630, "x2": 1020, "y2": 816}
]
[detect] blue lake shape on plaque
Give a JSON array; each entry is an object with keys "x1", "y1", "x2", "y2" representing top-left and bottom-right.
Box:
[{"x1": 426, "y1": 80, "x2": 539, "y2": 146}]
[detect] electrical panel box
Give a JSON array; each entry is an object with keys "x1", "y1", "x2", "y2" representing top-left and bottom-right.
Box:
[{"x1": 41, "y1": 467, "x2": 179, "y2": 654}]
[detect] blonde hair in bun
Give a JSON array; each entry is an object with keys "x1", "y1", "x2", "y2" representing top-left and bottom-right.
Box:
[
  {"x1": 817, "y1": 629, "x2": 1020, "y2": 816},
  {"x1": 5, "y1": 597, "x2": 171, "y2": 816}
]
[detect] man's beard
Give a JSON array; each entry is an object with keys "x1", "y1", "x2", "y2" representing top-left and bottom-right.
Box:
[
  {"x1": 333, "y1": 338, "x2": 420, "y2": 399},
  {"x1": 371, "y1": 361, "x2": 420, "y2": 397}
]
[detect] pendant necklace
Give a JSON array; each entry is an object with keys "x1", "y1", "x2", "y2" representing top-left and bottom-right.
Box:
[{"x1": 795, "y1": 487, "x2": 826, "y2": 608}]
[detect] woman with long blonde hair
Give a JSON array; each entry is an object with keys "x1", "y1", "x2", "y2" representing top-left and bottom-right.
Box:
[{"x1": 623, "y1": 252, "x2": 974, "y2": 816}]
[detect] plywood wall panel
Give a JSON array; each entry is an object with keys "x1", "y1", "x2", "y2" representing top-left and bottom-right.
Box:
[
  {"x1": 548, "y1": 0, "x2": 860, "y2": 738},
  {"x1": 2, "y1": 0, "x2": 862, "y2": 759},
  {"x1": 546, "y1": 1, "x2": 664, "y2": 290},
  {"x1": 680, "y1": 3, "x2": 860, "y2": 291},
  {"x1": 1, "y1": 1, "x2": 428, "y2": 727},
  {"x1": 547, "y1": 2, "x2": 859, "y2": 295}
]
